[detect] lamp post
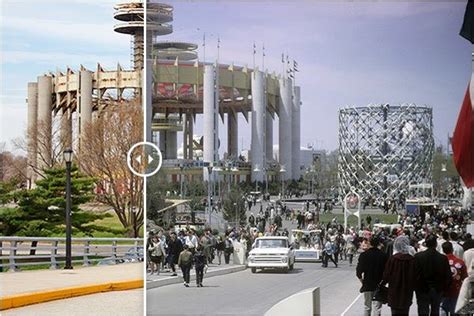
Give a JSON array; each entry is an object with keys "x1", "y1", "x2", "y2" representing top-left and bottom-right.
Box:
[
  {"x1": 441, "y1": 163, "x2": 447, "y2": 202},
  {"x1": 207, "y1": 165, "x2": 213, "y2": 227},
  {"x1": 63, "y1": 148, "x2": 73, "y2": 270},
  {"x1": 179, "y1": 164, "x2": 184, "y2": 198},
  {"x1": 253, "y1": 165, "x2": 260, "y2": 193},
  {"x1": 279, "y1": 165, "x2": 286, "y2": 199},
  {"x1": 213, "y1": 165, "x2": 222, "y2": 201},
  {"x1": 233, "y1": 202, "x2": 238, "y2": 227}
]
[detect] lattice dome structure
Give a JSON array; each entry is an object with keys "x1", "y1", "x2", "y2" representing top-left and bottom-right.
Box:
[{"x1": 338, "y1": 104, "x2": 434, "y2": 201}]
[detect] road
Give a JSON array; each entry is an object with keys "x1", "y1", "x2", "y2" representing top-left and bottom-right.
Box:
[
  {"x1": 148, "y1": 259, "x2": 367, "y2": 316},
  {"x1": 3, "y1": 289, "x2": 143, "y2": 316}
]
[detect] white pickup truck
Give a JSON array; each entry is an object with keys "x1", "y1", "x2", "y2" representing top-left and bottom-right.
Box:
[{"x1": 247, "y1": 236, "x2": 295, "y2": 273}]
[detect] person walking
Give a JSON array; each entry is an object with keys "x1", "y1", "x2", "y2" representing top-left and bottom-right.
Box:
[
  {"x1": 148, "y1": 235, "x2": 165, "y2": 275},
  {"x1": 178, "y1": 245, "x2": 193, "y2": 287},
  {"x1": 193, "y1": 245, "x2": 207, "y2": 287},
  {"x1": 166, "y1": 232, "x2": 183, "y2": 276},
  {"x1": 441, "y1": 241, "x2": 467, "y2": 315},
  {"x1": 322, "y1": 236, "x2": 338, "y2": 268},
  {"x1": 414, "y1": 234, "x2": 452, "y2": 316},
  {"x1": 224, "y1": 235, "x2": 234, "y2": 264},
  {"x1": 215, "y1": 236, "x2": 225, "y2": 265},
  {"x1": 356, "y1": 236, "x2": 388, "y2": 316},
  {"x1": 382, "y1": 235, "x2": 417, "y2": 315}
]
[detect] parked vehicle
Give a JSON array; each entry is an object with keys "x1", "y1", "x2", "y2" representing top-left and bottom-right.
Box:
[{"x1": 247, "y1": 236, "x2": 295, "y2": 273}]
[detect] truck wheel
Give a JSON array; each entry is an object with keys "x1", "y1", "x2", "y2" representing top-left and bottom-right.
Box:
[
  {"x1": 251, "y1": 267, "x2": 257, "y2": 273},
  {"x1": 282, "y1": 267, "x2": 289, "y2": 273}
]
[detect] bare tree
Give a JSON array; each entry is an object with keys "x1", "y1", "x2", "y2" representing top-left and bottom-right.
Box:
[{"x1": 78, "y1": 102, "x2": 144, "y2": 237}]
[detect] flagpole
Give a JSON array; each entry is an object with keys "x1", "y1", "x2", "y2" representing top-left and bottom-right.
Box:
[
  {"x1": 262, "y1": 43, "x2": 265, "y2": 71},
  {"x1": 203, "y1": 33, "x2": 206, "y2": 64},
  {"x1": 253, "y1": 42, "x2": 256, "y2": 71}
]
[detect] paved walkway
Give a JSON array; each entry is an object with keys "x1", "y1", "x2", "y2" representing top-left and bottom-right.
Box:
[{"x1": 1, "y1": 263, "x2": 143, "y2": 297}]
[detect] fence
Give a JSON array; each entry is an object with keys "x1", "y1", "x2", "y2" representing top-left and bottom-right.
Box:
[{"x1": 0, "y1": 236, "x2": 143, "y2": 272}]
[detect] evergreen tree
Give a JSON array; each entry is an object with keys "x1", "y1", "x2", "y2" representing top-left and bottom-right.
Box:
[
  {"x1": 222, "y1": 187, "x2": 247, "y2": 225},
  {"x1": 1, "y1": 166, "x2": 115, "y2": 237}
]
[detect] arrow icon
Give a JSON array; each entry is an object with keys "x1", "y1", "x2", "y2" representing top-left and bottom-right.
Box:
[
  {"x1": 148, "y1": 155, "x2": 154, "y2": 164},
  {"x1": 135, "y1": 155, "x2": 142, "y2": 164}
]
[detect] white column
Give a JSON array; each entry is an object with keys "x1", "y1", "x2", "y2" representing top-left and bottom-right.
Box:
[
  {"x1": 251, "y1": 70, "x2": 265, "y2": 182},
  {"x1": 37, "y1": 75, "x2": 53, "y2": 171},
  {"x1": 227, "y1": 112, "x2": 238, "y2": 158},
  {"x1": 166, "y1": 131, "x2": 177, "y2": 159},
  {"x1": 292, "y1": 86, "x2": 301, "y2": 180},
  {"x1": 203, "y1": 64, "x2": 218, "y2": 180},
  {"x1": 79, "y1": 70, "x2": 93, "y2": 152},
  {"x1": 266, "y1": 112, "x2": 273, "y2": 162},
  {"x1": 279, "y1": 77, "x2": 293, "y2": 180},
  {"x1": 146, "y1": 58, "x2": 153, "y2": 142},
  {"x1": 27, "y1": 82, "x2": 38, "y2": 186},
  {"x1": 187, "y1": 115, "x2": 194, "y2": 160}
]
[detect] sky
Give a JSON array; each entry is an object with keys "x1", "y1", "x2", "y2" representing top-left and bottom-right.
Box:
[
  {"x1": 0, "y1": 0, "x2": 130, "y2": 152},
  {"x1": 0, "y1": 0, "x2": 472, "y2": 154}
]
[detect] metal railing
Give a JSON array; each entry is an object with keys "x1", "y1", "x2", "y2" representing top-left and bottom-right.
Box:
[{"x1": 0, "y1": 236, "x2": 143, "y2": 272}]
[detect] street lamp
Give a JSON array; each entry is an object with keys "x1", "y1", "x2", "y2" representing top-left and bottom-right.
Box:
[
  {"x1": 63, "y1": 148, "x2": 73, "y2": 270},
  {"x1": 253, "y1": 165, "x2": 261, "y2": 193},
  {"x1": 279, "y1": 165, "x2": 286, "y2": 199},
  {"x1": 179, "y1": 164, "x2": 184, "y2": 198},
  {"x1": 207, "y1": 165, "x2": 213, "y2": 227},
  {"x1": 233, "y1": 202, "x2": 238, "y2": 227},
  {"x1": 213, "y1": 165, "x2": 223, "y2": 199}
]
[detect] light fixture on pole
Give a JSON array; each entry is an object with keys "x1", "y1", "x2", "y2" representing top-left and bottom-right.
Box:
[
  {"x1": 279, "y1": 165, "x2": 286, "y2": 198},
  {"x1": 180, "y1": 164, "x2": 184, "y2": 198},
  {"x1": 63, "y1": 148, "x2": 73, "y2": 270},
  {"x1": 253, "y1": 164, "x2": 261, "y2": 193},
  {"x1": 207, "y1": 164, "x2": 213, "y2": 227}
]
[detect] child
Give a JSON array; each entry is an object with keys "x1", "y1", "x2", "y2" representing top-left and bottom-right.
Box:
[
  {"x1": 193, "y1": 245, "x2": 207, "y2": 287},
  {"x1": 178, "y1": 245, "x2": 193, "y2": 287}
]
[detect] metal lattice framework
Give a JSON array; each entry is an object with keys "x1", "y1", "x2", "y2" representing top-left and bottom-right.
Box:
[{"x1": 338, "y1": 104, "x2": 434, "y2": 201}]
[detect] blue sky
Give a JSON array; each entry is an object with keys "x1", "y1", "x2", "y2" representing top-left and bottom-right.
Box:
[
  {"x1": 165, "y1": 0, "x2": 472, "y2": 152},
  {"x1": 1, "y1": 1, "x2": 472, "y2": 153},
  {"x1": 0, "y1": 0, "x2": 130, "y2": 151}
]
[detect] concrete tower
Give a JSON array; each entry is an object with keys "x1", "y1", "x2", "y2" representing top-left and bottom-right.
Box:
[
  {"x1": 203, "y1": 64, "x2": 219, "y2": 171},
  {"x1": 292, "y1": 86, "x2": 301, "y2": 180},
  {"x1": 251, "y1": 70, "x2": 266, "y2": 182},
  {"x1": 27, "y1": 82, "x2": 38, "y2": 186},
  {"x1": 279, "y1": 77, "x2": 293, "y2": 180}
]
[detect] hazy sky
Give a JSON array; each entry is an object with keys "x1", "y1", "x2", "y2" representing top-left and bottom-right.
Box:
[{"x1": 1, "y1": 1, "x2": 472, "y2": 153}]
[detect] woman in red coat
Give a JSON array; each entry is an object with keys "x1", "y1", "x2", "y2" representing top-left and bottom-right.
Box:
[{"x1": 382, "y1": 235, "x2": 418, "y2": 315}]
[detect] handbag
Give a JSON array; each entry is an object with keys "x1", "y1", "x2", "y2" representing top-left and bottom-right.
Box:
[{"x1": 372, "y1": 283, "x2": 388, "y2": 304}]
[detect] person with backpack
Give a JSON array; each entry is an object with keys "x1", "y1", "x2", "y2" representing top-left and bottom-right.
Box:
[{"x1": 178, "y1": 245, "x2": 193, "y2": 287}]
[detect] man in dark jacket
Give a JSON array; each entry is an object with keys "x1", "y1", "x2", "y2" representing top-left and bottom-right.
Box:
[
  {"x1": 414, "y1": 234, "x2": 452, "y2": 315},
  {"x1": 356, "y1": 236, "x2": 388, "y2": 316},
  {"x1": 166, "y1": 232, "x2": 183, "y2": 276}
]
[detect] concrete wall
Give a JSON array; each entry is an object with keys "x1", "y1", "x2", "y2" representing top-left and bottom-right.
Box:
[{"x1": 264, "y1": 287, "x2": 320, "y2": 316}]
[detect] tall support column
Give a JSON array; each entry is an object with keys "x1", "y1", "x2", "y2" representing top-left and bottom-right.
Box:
[
  {"x1": 227, "y1": 112, "x2": 238, "y2": 159},
  {"x1": 203, "y1": 64, "x2": 218, "y2": 180},
  {"x1": 251, "y1": 70, "x2": 265, "y2": 182},
  {"x1": 27, "y1": 82, "x2": 38, "y2": 187},
  {"x1": 79, "y1": 70, "x2": 93, "y2": 153},
  {"x1": 37, "y1": 75, "x2": 53, "y2": 172},
  {"x1": 266, "y1": 112, "x2": 273, "y2": 162},
  {"x1": 166, "y1": 131, "x2": 177, "y2": 159},
  {"x1": 292, "y1": 86, "x2": 301, "y2": 180},
  {"x1": 187, "y1": 115, "x2": 194, "y2": 160},
  {"x1": 183, "y1": 114, "x2": 189, "y2": 159},
  {"x1": 278, "y1": 77, "x2": 293, "y2": 180},
  {"x1": 146, "y1": 58, "x2": 153, "y2": 142},
  {"x1": 61, "y1": 109, "x2": 72, "y2": 150}
]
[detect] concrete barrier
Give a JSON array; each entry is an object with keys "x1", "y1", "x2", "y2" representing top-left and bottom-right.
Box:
[{"x1": 264, "y1": 287, "x2": 320, "y2": 316}]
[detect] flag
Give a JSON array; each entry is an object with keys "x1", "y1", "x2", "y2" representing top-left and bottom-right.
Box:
[
  {"x1": 262, "y1": 44, "x2": 265, "y2": 57},
  {"x1": 174, "y1": 56, "x2": 179, "y2": 66},
  {"x1": 203, "y1": 33, "x2": 206, "y2": 47},
  {"x1": 460, "y1": 1, "x2": 474, "y2": 44},
  {"x1": 452, "y1": 80, "x2": 474, "y2": 187},
  {"x1": 253, "y1": 42, "x2": 256, "y2": 55},
  {"x1": 293, "y1": 60, "x2": 299, "y2": 72},
  {"x1": 217, "y1": 36, "x2": 220, "y2": 49},
  {"x1": 281, "y1": 53, "x2": 284, "y2": 63}
]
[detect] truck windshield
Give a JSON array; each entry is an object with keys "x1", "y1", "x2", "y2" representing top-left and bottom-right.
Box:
[{"x1": 255, "y1": 239, "x2": 288, "y2": 248}]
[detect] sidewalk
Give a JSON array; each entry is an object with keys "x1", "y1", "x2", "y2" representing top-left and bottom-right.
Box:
[
  {"x1": 147, "y1": 263, "x2": 246, "y2": 289},
  {"x1": 0, "y1": 263, "x2": 143, "y2": 310}
]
